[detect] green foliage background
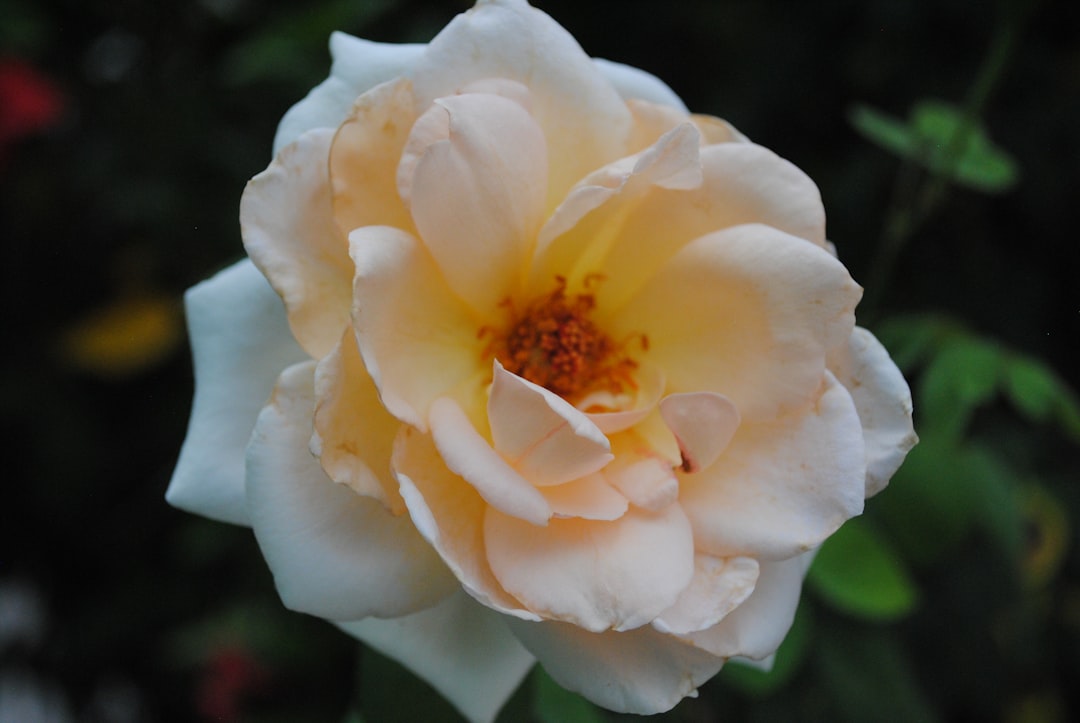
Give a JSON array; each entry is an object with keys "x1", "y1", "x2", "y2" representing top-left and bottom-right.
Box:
[{"x1": 2, "y1": 0, "x2": 1077, "y2": 721}]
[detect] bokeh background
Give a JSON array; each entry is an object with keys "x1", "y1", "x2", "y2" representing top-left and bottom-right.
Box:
[{"x1": 2, "y1": 0, "x2": 1078, "y2": 720}]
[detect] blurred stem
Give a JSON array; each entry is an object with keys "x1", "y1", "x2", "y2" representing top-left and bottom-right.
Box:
[{"x1": 860, "y1": 3, "x2": 1031, "y2": 321}]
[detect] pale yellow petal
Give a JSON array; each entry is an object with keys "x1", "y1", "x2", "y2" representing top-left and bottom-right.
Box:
[
  {"x1": 311, "y1": 328, "x2": 404, "y2": 514},
  {"x1": 241, "y1": 129, "x2": 351, "y2": 359},
  {"x1": 608, "y1": 224, "x2": 861, "y2": 421}
]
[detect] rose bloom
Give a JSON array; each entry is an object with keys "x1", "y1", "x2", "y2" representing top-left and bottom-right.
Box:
[{"x1": 168, "y1": 1, "x2": 916, "y2": 720}]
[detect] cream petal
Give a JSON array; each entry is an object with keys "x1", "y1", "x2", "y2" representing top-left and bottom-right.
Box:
[
  {"x1": 484, "y1": 504, "x2": 694, "y2": 632},
  {"x1": 535, "y1": 140, "x2": 831, "y2": 316},
  {"x1": 507, "y1": 617, "x2": 722, "y2": 715},
  {"x1": 592, "y1": 57, "x2": 688, "y2": 110},
  {"x1": 652, "y1": 555, "x2": 760, "y2": 635},
  {"x1": 241, "y1": 128, "x2": 350, "y2": 359},
  {"x1": 273, "y1": 32, "x2": 425, "y2": 154},
  {"x1": 393, "y1": 425, "x2": 540, "y2": 621},
  {"x1": 540, "y1": 474, "x2": 629, "y2": 521},
  {"x1": 827, "y1": 327, "x2": 918, "y2": 497},
  {"x1": 246, "y1": 361, "x2": 456, "y2": 621},
  {"x1": 660, "y1": 391, "x2": 740, "y2": 473},
  {"x1": 167, "y1": 260, "x2": 306, "y2": 525},
  {"x1": 328, "y1": 77, "x2": 417, "y2": 236},
  {"x1": 581, "y1": 360, "x2": 665, "y2": 434},
  {"x1": 410, "y1": 0, "x2": 632, "y2": 203},
  {"x1": 684, "y1": 552, "x2": 814, "y2": 660},
  {"x1": 339, "y1": 590, "x2": 535, "y2": 723},
  {"x1": 609, "y1": 224, "x2": 861, "y2": 421},
  {"x1": 430, "y1": 396, "x2": 552, "y2": 526},
  {"x1": 489, "y1": 363, "x2": 613, "y2": 487},
  {"x1": 405, "y1": 93, "x2": 547, "y2": 315},
  {"x1": 349, "y1": 225, "x2": 486, "y2": 429},
  {"x1": 311, "y1": 329, "x2": 404, "y2": 514},
  {"x1": 681, "y1": 372, "x2": 866, "y2": 560},
  {"x1": 528, "y1": 123, "x2": 703, "y2": 297},
  {"x1": 604, "y1": 443, "x2": 680, "y2": 513}
]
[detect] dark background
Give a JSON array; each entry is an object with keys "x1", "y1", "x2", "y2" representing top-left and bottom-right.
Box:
[{"x1": 2, "y1": 0, "x2": 1078, "y2": 720}]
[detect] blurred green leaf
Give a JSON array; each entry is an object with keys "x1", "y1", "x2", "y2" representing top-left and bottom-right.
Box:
[
  {"x1": 874, "y1": 314, "x2": 960, "y2": 372},
  {"x1": 719, "y1": 601, "x2": 813, "y2": 696},
  {"x1": 849, "y1": 100, "x2": 1018, "y2": 193},
  {"x1": 817, "y1": 627, "x2": 941, "y2": 723},
  {"x1": 532, "y1": 667, "x2": 607, "y2": 723},
  {"x1": 808, "y1": 518, "x2": 917, "y2": 621},
  {"x1": 918, "y1": 335, "x2": 1003, "y2": 441},
  {"x1": 875, "y1": 437, "x2": 977, "y2": 567},
  {"x1": 222, "y1": 0, "x2": 394, "y2": 87},
  {"x1": 1003, "y1": 353, "x2": 1080, "y2": 441}
]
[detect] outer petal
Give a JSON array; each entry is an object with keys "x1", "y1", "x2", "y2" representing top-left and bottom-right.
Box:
[
  {"x1": 274, "y1": 32, "x2": 425, "y2": 154},
  {"x1": 609, "y1": 224, "x2": 861, "y2": 421},
  {"x1": 489, "y1": 363, "x2": 613, "y2": 487},
  {"x1": 241, "y1": 128, "x2": 350, "y2": 359},
  {"x1": 405, "y1": 93, "x2": 548, "y2": 315},
  {"x1": 827, "y1": 327, "x2": 918, "y2": 496},
  {"x1": 339, "y1": 591, "x2": 535, "y2": 723},
  {"x1": 410, "y1": 0, "x2": 632, "y2": 204},
  {"x1": 311, "y1": 329, "x2": 404, "y2": 514},
  {"x1": 246, "y1": 361, "x2": 456, "y2": 621},
  {"x1": 349, "y1": 225, "x2": 486, "y2": 429},
  {"x1": 684, "y1": 552, "x2": 814, "y2": 660},
  {"x1": 167, "y1": 260, "x2": 306, "y2": 525},
  {"x1": 484, "y1": 505, "x2": 695, "y2": 632},
  {"x1": 681, "y1": 372, "x2": 866, "y2": 560},
  {"x1": 507, "y1": 617, "x2": 723, "y2": 715},
  {"x1": 393, "y1": 425, "x2": 540, "y2": 621},
  {"x1": 592, "y1": 57, "x2": 687, "y2": 110}
]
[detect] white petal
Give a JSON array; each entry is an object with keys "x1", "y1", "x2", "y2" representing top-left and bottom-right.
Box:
[
  {"x1": 410, "y1": 0, "x2": 632, "y2": 203},
  {"x1": 828, "y1": 327, "x2": 918, "y2": 496},
  {"x1": 489, "y1": 363, "x2": 613, "y2": 487},
  {"x1": 274, "y1": 32, "x2": 425, "y2": 154},
  {"x1": 684, "y1": 552, "x2": 814, "y2": 660},
  {"x1": 167, "y1": 260, "x2": 306, "y2": 525},
  {"x1": 485, "y1": 505, "x2": 694, "y2": 632},
  {"x1": 681, "y1": 372, "x2": 866, "y2": 560},
  {"x1": 339, "y1": 590, "x2": 535, "y2": 723},
  {"x1": 653, "y1": 555, "x2": 759, "y2": 635},
  {"x1": 592, "y1": 57, "x2": 688, "y2": 110},
  {"x1": 507, "y1": 617, "x2": 722, "y2": 715},
  {"x1": 246, "y1": 362, "x2": 456, "y2": 620},
  {"x1": 659, "y1": 391, "x2": 740, "y2": 473},
  {"x1": 241, "y1": 128, "x2": 351, "y2": 359},
  {"x1": 429, "y1": 396, "x2": 552, "y2": 526}
]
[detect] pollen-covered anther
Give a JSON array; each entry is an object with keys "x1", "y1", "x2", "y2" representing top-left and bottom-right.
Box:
[{"x1": 482, "y1": 277, "x2": 642, "y2": 399}]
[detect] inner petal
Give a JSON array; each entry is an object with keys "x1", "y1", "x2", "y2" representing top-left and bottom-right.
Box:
[{"x1": 488, "y1": 362, "x2": 613, "y2": 487}]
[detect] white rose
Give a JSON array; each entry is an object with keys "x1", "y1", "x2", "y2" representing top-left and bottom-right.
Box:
[{"x1": 168, "y1": 1, "x2": 917, "y2": 721}]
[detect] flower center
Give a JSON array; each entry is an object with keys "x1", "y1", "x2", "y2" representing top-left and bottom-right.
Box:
[{"x1": 482, "y1": 276, "x2": 642, "y2": 399}]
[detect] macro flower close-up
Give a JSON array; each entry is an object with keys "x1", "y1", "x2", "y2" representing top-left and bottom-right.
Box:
[{"x1": 166, "y1": 0, "x2": 917, "y2": 720}]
